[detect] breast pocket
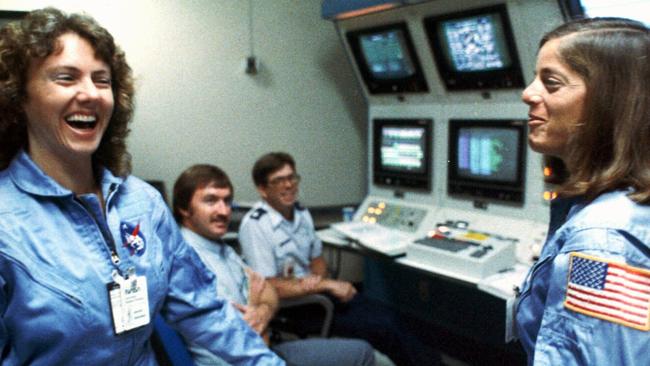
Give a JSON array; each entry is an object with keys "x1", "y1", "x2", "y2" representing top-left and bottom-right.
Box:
[{"x1": 273, "y1": 237, "x2": 300, "y2": 277}]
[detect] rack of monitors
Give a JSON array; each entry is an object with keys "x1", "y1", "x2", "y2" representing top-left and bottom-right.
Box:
[{"x1": 344, "y1": 4, "x2": 526, "y2": 93}]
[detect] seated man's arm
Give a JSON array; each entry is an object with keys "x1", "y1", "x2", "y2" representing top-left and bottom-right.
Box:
[
  {"x1": 309, "y1": 257, "x2": 356, "y2": 302},
  {"x1": 233, "y1": 268, "x2": 278, "y2": 337},
  {"x1": 240, "y1": 210, "x2": 355, "y2": 302},
  {"x1": 268, "y1": 270, "x2": 357, "y2": 303}
]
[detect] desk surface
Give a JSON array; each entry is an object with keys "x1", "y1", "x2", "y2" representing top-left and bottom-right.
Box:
[{"x1": 317, "y1": 221, "x2": 527, "y2": 298}]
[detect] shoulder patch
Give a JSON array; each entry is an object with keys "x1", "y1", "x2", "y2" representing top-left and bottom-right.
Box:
[
  {"x1": 564, "y1": 252, "x2": 650, "y2": 331},
  {"x1": 250, "y1": 208, "x2": 267, "y2": 220}
]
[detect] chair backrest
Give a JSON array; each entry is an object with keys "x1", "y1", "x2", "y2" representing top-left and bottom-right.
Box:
[{"x1": 271, "y1": 293, "x2": 335, "y2": 340}]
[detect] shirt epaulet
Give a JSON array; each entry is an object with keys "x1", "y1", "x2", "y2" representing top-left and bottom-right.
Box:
[{"x1": 250, "y1": 208, "x2": 267, "y2": 220}]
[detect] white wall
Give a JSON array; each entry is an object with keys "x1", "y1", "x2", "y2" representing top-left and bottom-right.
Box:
[{"x1": 1, "y1": 0, "x2": 368, "y2": 206}]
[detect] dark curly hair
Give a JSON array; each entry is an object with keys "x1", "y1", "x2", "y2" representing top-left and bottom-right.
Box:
[{"x1": 0, "y1": 7, "x2": 135, "y2": 176}]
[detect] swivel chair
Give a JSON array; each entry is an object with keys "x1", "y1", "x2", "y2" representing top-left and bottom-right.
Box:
[{"x1": 271, "y1": 293, "x2": 335, "y2": 340}]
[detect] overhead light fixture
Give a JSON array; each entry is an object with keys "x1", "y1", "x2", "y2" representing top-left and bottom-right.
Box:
[{"x1": 321, "y1": 0, "x2": 404, "y2": 20}]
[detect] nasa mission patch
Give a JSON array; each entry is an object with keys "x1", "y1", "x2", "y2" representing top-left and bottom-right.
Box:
[{"x1": 121, "y1": 222, "x2": 146, "y2": 256}]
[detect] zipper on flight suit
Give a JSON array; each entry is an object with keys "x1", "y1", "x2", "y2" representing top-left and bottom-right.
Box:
[{"x1": 74, "y1": 183, "x2": 122, "y2": 268}]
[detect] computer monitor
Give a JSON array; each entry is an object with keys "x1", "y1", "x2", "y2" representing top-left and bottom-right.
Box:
[
  {"x1": 423, "y1": 4, "x2": 525, "y2": 91},
  {"x1": 346, "y1": 23, "x2": 429, "y2": 94},
  {"x1": 373, "y1": 118, "x2": 432, "y2": 191},
  {"x1": 448, "y1": 119, "x2": 526, "y2": 203}
]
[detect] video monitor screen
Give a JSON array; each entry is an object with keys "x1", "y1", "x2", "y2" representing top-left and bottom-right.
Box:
[
  {"x1": 373, "y1": 118, "x2": 432, "y2": 190},
  {"x1": 360, "y1": 29, "x2": 416, "y2": 80},
  {"x1": 347, "y1": 23, "x2": 429, "y2": 94},
  {"x1": 455, "y1": 127, "x2": 519, "y2": 182},
  {"x1": 439, "y1": 13, "x2": 512, "y2": 72},
  {"x1": 448, "y1": 119, "x2": 526, "y2": 203},
  {"x1": 380, "y1": 126, "x2": 427, "y2": 173},
  {"x1": 424, "y1": 4, "x2": 525, "y2": 90}
]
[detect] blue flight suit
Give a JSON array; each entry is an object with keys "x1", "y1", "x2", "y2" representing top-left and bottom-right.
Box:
[
  {"x1": 516, "y1": 191, "x2": 650, "y2": 365},
  {"x1": 0, "y1": 151, "x2": 283, "y2": 365}
]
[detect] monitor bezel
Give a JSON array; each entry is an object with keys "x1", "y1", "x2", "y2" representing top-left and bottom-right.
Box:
[
  {"x1": 373, "y1": 118, "x2": 433, "y2": 191},
  {"x1": 423, "y1": 4, "x2": 525, "y2": 91},
  {"x1": 346, "y1": 22, "x2": 429, "y2": 95},
  {"x1": 447, "y1": 119, "x2": 527, "y2": 204}
]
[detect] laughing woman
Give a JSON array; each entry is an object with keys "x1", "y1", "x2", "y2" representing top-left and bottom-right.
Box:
[{"x1": 0, "y1": 8, "x2": 282, "y2": 365}]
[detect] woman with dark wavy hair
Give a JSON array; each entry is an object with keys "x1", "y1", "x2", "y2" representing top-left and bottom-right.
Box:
[
  {"x1": 517, "y1": 17, "x2": 650, "y2": 365},
  {"x1": 0, "y1": 8, "x2": 282, "y2": 365}
]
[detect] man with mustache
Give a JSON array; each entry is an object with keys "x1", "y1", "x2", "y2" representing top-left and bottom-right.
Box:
[{"x1": 173, "y1": 164, "x2": 375, "y2": 366}]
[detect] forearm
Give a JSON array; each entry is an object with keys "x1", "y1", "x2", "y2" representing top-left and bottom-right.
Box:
[
  {"x1": 267, "y1": 276, "x2": 321, "y2": 299},
  {"x1": 253, "y1": 282, "x2": 279, "y2": 316}
]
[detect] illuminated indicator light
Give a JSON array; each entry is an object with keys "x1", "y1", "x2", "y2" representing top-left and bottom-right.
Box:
[
  {"x1": 543, "y1": 166, "x2": 552, "y2": 177},
  {"x1": 378, "y1": 202, "x2": 386, "y2": 209},
  {"x1": 428, "y1": 230, "x2": 437, "y2": 237},
  {"x1": 464, "y1": 232, "x2": 488, "y2": 241},
  {"x1": 362, "y1": 216, "x2": 369, "y2": 222},
  {"x1": 543, "y1": 191, "x2": 558, "y2": 201},
  {"x1": 375, "y1": 209, "x2": 383, "y2": 215},
  {"x1": 367, "y1": 207, "x2": 375, "y2": 214},
  {"x1": 369, "y1": 217, "x2": 377, "y2": 223}
]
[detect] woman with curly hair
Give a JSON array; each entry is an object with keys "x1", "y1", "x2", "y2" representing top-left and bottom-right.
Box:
[{"x1": 0, "y1": 8, "x2": 282, "y2": 365}]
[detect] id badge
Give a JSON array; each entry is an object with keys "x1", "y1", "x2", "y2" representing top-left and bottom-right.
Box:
[{"x1": 107, "y1": 270, "x2": 150, "y2": 335}]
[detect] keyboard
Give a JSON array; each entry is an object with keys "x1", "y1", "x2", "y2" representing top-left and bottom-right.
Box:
[
  {"x1": 413, "y1": 236, "x2": 478, "y2": 252},
  {"x1": 331, "y1": 221, "x2": 410, "y2": 257}
]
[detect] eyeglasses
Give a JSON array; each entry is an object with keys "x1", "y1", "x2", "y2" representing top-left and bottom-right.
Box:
[{"x1": 267, "y1": 173, "x2": 301, "y2": 187}]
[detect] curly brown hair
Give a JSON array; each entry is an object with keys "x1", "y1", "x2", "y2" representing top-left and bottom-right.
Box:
[{"x1": 0, "y1": 7, "x2": 135, "y2": 176}]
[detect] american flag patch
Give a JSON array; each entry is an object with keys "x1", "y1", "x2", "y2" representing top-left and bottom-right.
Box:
[{"x1": 564, "y1": 253, "x2": 650, "y2": 331}]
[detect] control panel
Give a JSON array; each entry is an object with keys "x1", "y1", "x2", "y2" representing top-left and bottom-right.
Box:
[
  {"x1": 404, "y1": 223, "x2": 517, "y2": 282},
  {"x1": 329, "y1": 195, "x2": 548, "y2": 283},
  {"x1": 360, "y1": 200, "x2": 428, "y2": 233}
]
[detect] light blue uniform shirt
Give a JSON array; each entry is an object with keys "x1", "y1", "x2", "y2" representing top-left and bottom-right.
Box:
[
  {"x1": 238, "y1": 201, "x2": 322, "y2": 278},
  {"x1": 516, "y1": 191, "x2": 650, "y2": 365},
  {"x1": 181, "y1": 228, "x2": 254, "y2": 366},
  {"x1": 181, "y1": 228, "x2": 249, "y2": 305},
  {"x1": 0, "y1": 151, "x2": 283, "y2": 366}
]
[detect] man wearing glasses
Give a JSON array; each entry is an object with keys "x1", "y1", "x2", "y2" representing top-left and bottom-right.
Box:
[{"x1": 239, "y1": 152, "x2": 441, "y2": 366}]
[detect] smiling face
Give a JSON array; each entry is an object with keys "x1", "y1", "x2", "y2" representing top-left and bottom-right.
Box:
[
  {"x1": 522, "y1": 37, "x2": 587, "y2": 159},
  {"x1": 181, "y1": 184, "x2": 233, "y2": 240},
  {"x1": 257, "y1": 164, "x2": 300, "y2": 218},
  {"x1": 22, "y1": 32, "x2": 114, "y2": 167}
]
